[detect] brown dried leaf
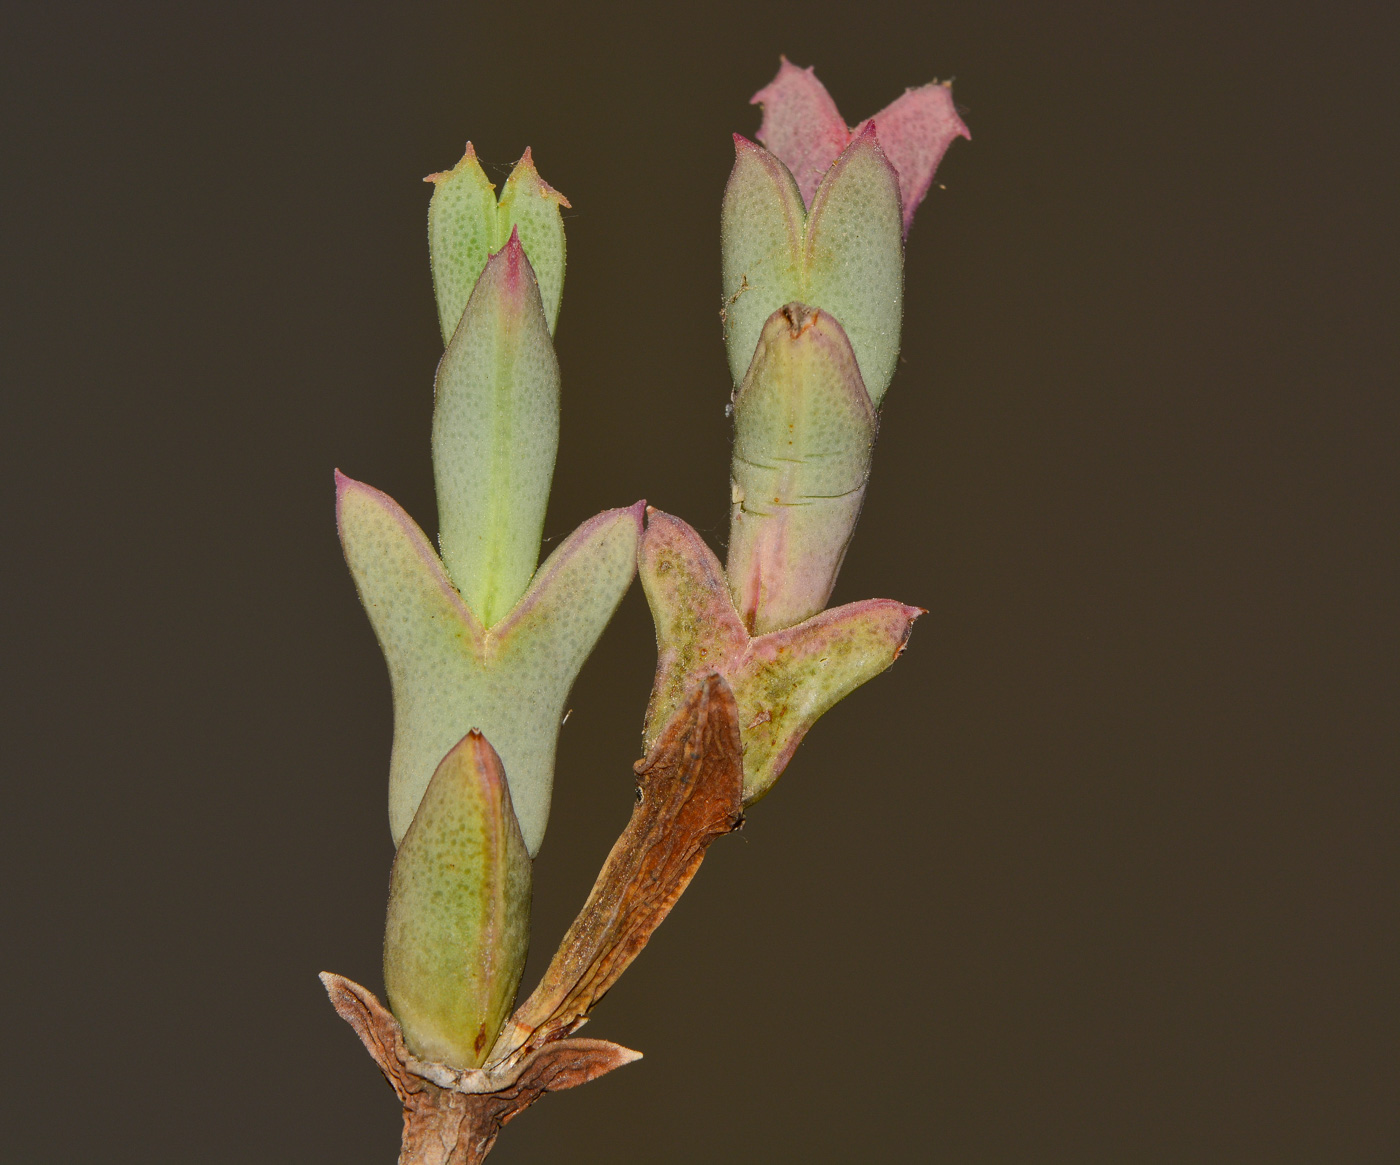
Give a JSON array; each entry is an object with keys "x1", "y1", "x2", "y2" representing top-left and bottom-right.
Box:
[
  {"x1": 491, "y1": 673, "x2": 745, "y2": 1061},
  {"x1": 321, "y1": 972, "x2": 640, "y2": 1165}
]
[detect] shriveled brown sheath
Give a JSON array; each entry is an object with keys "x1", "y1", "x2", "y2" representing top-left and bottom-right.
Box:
[
  {"x1": 322, "y1": 673, "x2": 745, "y2": 1163},
  {"x1": 491, "y1": 672, "x2": 745, "y2": 1060},
  {"x1": 322, "y1": 973, "x2": 640, "y2": 1165}
]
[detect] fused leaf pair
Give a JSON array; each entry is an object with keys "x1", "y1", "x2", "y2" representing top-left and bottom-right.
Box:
[
  {"x1": 752, "y1": 56, "x2": 970, "y2": 236},
  {"x1": 639, "y1": 508, "x2": 921, "y2": 805},
  {"x1": 338, "y1": 476, "x2": 642, "y2": 856},
  {"x1": 721, "y1": 126, "x2": 903, "y2": 406},
  {"x1": 427, "y1": 145, "x2": 569, "y2": 341}
]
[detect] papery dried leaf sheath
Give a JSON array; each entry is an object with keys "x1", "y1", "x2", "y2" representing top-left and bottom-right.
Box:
[
  {"x1": 322, "y1": 973, "x2": 639, "y2": 1165},
  {"x1": 494, "y1": 673, "x2": 745, "y2": 1059}
]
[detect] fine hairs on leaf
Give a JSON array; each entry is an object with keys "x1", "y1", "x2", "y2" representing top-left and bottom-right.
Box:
[{"x1": 324, "y1": 56, "x2": 966, "y2": 1162}]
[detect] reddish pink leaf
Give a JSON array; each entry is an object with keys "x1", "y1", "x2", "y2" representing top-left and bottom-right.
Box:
[
  {"x1": 854, "y1": 81, "x2": 970, "y2": 235},
  {"x1": 751, "y1": 57, "x2": 851, "y2": 207},
  {"x1": 749, "y1": 59, "x2": 969, "y2": 235}
]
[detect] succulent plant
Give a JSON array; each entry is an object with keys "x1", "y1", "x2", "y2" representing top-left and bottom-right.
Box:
[{"x1": 325, "y1": 58, "x2": 967, "y2": 1163}]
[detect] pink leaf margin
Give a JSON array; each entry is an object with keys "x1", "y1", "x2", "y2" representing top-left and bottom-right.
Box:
[{"x1": 750, "y1": 57, "x2": 970, "y2": 236}]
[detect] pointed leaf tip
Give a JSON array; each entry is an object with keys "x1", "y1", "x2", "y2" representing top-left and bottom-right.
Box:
[
  {"x1": 750, "y1": 58, "x2": 850, "y2": 208},
  {"x1": 385, "y1": 729, "x2": 531, "y2": 1069},
  {"x1": 425, "y1": 141, "x2": 487, "y2": 186},
  {"x1": 512, "y1": 146, "x2": 572, "y2": 208},
  {"x1": 429, "y1": 142, "x2": 567, "y2": 341},
  {"x1": 855, "y1": 80, "x2": 969, "y2": 235},
  {"x1": 501, "y1": 222, "x2": 524, "y2": 265}
]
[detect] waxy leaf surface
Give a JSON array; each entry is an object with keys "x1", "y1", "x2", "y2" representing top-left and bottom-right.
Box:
[
  {"x1": 639, "y1": 509, "x2": 920, "y2": 803},
  {"x1": 729, "y1": 304, "x2": 876, "y2": 634},
  {"x1": 433, "y1": 233, "x2": 559, "y2": 628},
  {"x1": 385, "y1": 731, "x2": 531, "y2": 1070},
  {"x1": 722, "y1": 128, "x2": 903, "y2": 406},
  {"x1": 337, "y1": 472, "x2": 643, "y2": 854},
  {"x1": 428, "y1": 144, "x2": 568, "y2": 341}
]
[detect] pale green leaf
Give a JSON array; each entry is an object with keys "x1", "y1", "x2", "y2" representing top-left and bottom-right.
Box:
[
  {"x1": 384, "y1": 730, "x2": 531, "y2": 1069},
  {"x1": 433, "y1": 233, "x2": 559, "y2": 628},
  {"x1": 720, "y1": 128, "x2": 904, "y2": 406},
  {"x1": 427, "y1": 143, "x2": 499, "y2": 344},
  {"x1": 720, "y1": 136, "x2": 805, "y2": 389},
  {"x1": 497, "y1": 148, "x2": 568, "y2": 334},
  {"x1": 728, "y1": 304, "x2": 876, "y2": 634},
  {"x1": 802, "y1": 128, "x2": 904, "y2": 406},
  {"x1": 336, "y1": 471, "x2": 643, "y2": 854}
]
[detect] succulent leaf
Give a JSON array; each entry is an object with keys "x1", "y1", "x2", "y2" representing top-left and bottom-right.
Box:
[
  {"x1": 853, "y1": 83, "x2": 970, "y2": 237},
  {"x1": 496, "y1": 148, "x2": 568, "y2": 334},
  {"x1": 384, "y1": 730, "x2": 531, "y2": 1070},
  {"x1": 428, "y1": 144, "x2": 569, "y2": 341},
  {"x1": 728, "y1": 304, "x2": 876, "y2": 634},
  {"x1": 426, "y1": 143, "x2": 498, "y2": 345},
  {"x1": 722, "y1": 129, "x2": 903, "y2": 406},
  {"x1": 750, "y1": 56, "x2": 850, "y2": 207},
  {"x1": 751, "y1": 58, "x2": 970, "y2": 237},
  {"x1": 802, "y1": 126, "x2": 904, "y2": 406},
  {"x1": 433, "y1": 231, "x2": 559, "y2": 628},
  {"x1": 640, "y1": 508, "x2": 920, "y2": 803},
  {"x1": 337, "y1": 471, "x2": 643, "y2": 854}
]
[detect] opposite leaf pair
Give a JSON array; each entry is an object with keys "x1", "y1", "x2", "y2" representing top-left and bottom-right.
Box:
[{"x1": 334, "y1": 60, "x2": 966, "y2": 1089}]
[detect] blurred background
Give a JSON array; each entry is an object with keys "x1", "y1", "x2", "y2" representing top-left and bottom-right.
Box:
[{"x1": 2, "y1": 2, "x2": 1395, "y2": 1161}]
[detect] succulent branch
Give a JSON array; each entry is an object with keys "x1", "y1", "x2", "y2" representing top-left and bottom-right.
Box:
[
  {"x1": 325, "y1": 675, "x2": 743, "y2": 1163},
  {"x1": 325, "y1": 56, "x2": 966, "y2": 1161}
]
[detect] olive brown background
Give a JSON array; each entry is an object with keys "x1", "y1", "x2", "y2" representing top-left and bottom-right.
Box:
[{"x1": 2, "y1": 2, "x2": 1395, "y2": 1162}]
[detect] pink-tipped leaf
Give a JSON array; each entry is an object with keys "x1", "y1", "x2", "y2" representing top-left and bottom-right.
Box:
[
  {"x1": 751, "y1": 57, "x2": 850, "y2": 207},
  {"x1": 750, "y1": 58, "x2": 969, "y2": 237},
  {"x1": 853, "y1": 82, "x2": 970, "y2": 235},
  {"x1": 640, "y1": 509, "x2": 921, "y2": 803},
  {"x1": 433, "y1": 229, "x2": 559, "y2": 629}
]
